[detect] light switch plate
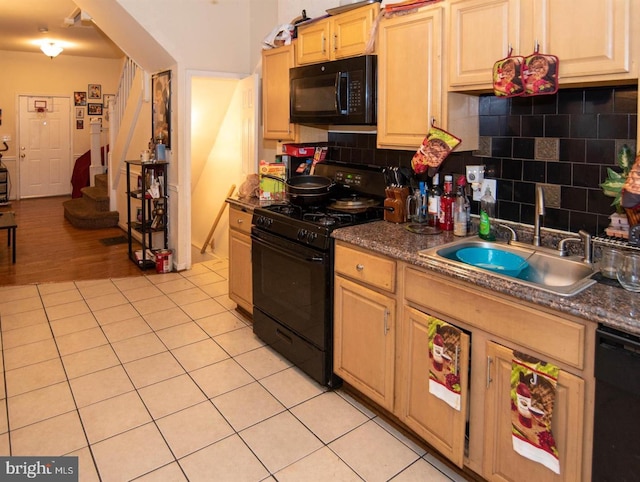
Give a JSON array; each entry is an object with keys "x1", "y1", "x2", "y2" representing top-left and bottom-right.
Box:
[{"x1": 473, "y1": 179, "x2": 497, "y2": 202}]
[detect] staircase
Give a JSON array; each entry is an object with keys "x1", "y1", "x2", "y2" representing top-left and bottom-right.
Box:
[{"x1": 63, "y1": 173, "x2": 119, "y2": 229}]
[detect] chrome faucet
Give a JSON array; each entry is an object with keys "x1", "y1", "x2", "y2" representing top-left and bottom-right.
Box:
[
  {"x1": 557, "y1": 230, "x2": 592, "y2": 264},
  {"x1": 533, "y1": 185, "x2": 545, "y2": 247}
]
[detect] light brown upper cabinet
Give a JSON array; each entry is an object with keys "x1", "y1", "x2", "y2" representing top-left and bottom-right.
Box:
[
  {"x1": 296, "y1": 3, "x2": 379, "y2": 65},
  {"x1": 448, "y1": 0, "x2": 637, "y2": 91},
  {"x1": 262, "y1": 44, "x2": 298, "y2": 141}
]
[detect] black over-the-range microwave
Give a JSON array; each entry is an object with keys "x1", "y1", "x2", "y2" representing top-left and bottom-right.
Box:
[{"x1": 289, "y1": 55, "x2": 376, "y2": 125}]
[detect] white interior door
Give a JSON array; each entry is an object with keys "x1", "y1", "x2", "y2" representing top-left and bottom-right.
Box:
[
  {"x1": 240, "y1": 73, "x2": 259, "y2": 175},
  {"x1": 18, "y1": 96, "x2": 72, "y2": 198}
]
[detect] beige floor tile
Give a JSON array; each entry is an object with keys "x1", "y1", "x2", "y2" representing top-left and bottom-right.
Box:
[
  {"x1": 5, "y1": 357, "x2": 67, "y2": 397},
  {"x1": 138, "y1": 374, "x2": 206, "y2": 419},
  {"x1": 423, "y1": 453, "x2": 469, "y2": 482},
  {"x1": 124, "y1": 351, "x2": 185, "y2": 388},
  {"x1": 85, "y1": 291, "x2": 129, "y2": 311},
  {"x1": 0, "y1": 308, "x2": 47, "y2": 332},
  {"x1": 69, "y1": 366, "x2": 134, "y2": 408},
  {"x1": 0, "y1": 399, "x2": 7, "y2": 434},
  {"x1": 196, "y1": 311, "x2": 247, "y2": 337},
  {"x1": 0, "y1": 296, "x2": 43, "y2": 316},
  {"x1": 9, "y1": 411, "x2": 87, "y2": 456},
  {"x1": 213, "y1": 294, "x2": 236, "y2": 310},
  {"x1": 112, "y1": 276, "x2": 155, "y2": 291},
  {"x1": 180, "y1": 298, "x2": 227, "y2": 320},
  {"x1": 171, "y1": 339, "x2": 229, "y2": 372},
  {"x1": 135, "y1": 462, "x2": 188, "y2": 482},
  {"x1": 3, "y1": 338, "x2": 59, "y2": 370},
  {"x1": 2, "y1": 322, "x2": 52, "y2": 349},
  {"x1": 274, "y1": 446, "x2": 361, "y2": 482},
  {"x1": 45, "y1": 300, "x2": 91, "y2": 322},
  {"x1": 92, "y1": 423, "x2": 173, "y2": 481},
  {"x1": 41, "y1": 289, "x2": 83, "y2": 308},
  {"x1": 240, "y1": 411, "x2": 323, "y2": 474},
  {"x1": 155, "y1": 278, "x2": 197, "y2": 294},
  {"x1": 156, "y1": 321, "x2": 208, "y2": 349},
  {"x1": 234, "y1": 345, "x2": 293, "y2": 380},
  {"x1": 61, "y1": 344, "x2": 120, "y2": 379},
  {"x1": 76, "y1": 279, "x2": 120, "y2": 300},
  {"x1": 69, "y1": 446, "x2": 100, "y2": 482},
  {"x1": 329, "y1": 421, "x2": 420, "y2": 482},
  {"x1": 50, "y1": 312, "x2": 99, "y2": 337},
  {"x1": 55, "y1": 326, "x2": 109, "y2": 356},
  {"x1": 179, "y1": 434, "x2": 269, "y2": 482},
  {"x1": 101, "y1": 315, "x2": 151, "y2": 343},
  {"x1": 79, "y1": 391, "x2": 152, "y2": 444},
  {"x1": 156, "y1": 401, "x2": 234, "y2": 458},
  {"x1": 213, "y1": 326, "x2": 265, "y2": 357},
  {"x1": 374, "y1": 417, "x2": 427, "y2": 457},
  {"x1": 290, "y1": 391, "x2": 369, "y2": 444},
  {"x1": 93, "y1": 303, "x2": 140, "y2": 326},
  {"x1": 0, "y1": 433, "x2": 8, "y2": 456},
  {"x1": 111, "y1": 332, "x2": 166, "y2": 363},
  {"x1": 198, "y1": 280, "x2": 228, "y2": 298},
  {"x1": 190, "y1": 358, "x2": 253, "y2": 398},
  {"x1": 7, "y1": 382, "x2": 76, "y2": 430},
  {"x1": 132, "y1": 295, "x2": 177, "y2": 315},
  {"x1": 213, "y1": 382, "x2": 284, "y2": 432},
  {"x1": 260, "y1": 366, "x2": 325, "y2": 408},
  {"x1": 122, "y1": 284, "x2": 165, "y2": 303},
  {"x1": 167, "y1": 287, "x2": 210, "y2": 306},
  {"x1": 390, "y1": 458, "x2": 453, "y2": 482},
  {"x1": 185, "y1": 271, "x2": 226, "y2": 287},
  {"x1": 146, "y1": 272, "x2": 183, "y2": 285},
  {"x1": 0, "y1": 285, "x2": 39, "y2": 302},
  {"x1": 38, "y1": 282, "x2": 77, "y2": 295},
  {"x1": 143, "y1": 307, "x2": 192, "y2": 331},
  {"x1": 180, "y1": 264, "x2": 213, "y2": 277}
]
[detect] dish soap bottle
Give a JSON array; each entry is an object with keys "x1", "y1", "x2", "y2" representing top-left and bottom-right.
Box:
[{"x1": 479, "y1": 186, "x2": 496, "y2": 241}]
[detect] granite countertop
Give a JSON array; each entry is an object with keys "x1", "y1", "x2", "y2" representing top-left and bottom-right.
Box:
[
  {"x1": 226, "y1": 196, "x2": 264, "y2": 210},
  {"x1": 332, "y1": 221, "x2": 640, "y2": 337}
]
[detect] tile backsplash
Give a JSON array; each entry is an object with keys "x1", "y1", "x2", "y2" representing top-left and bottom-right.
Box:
[{"x1": 327, "y1": 85, "x2": 638, "y2": 236}]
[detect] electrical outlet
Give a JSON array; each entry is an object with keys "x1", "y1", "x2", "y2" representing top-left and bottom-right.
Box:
[
  {"x1": 473, "y1": 179, "x2": 497, "y2": 202},
  {"x1": 466, "y1": 165, "x2": 485, "y2": 184}
]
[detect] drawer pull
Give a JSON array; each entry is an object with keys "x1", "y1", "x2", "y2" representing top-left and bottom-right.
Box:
[
  {"x1": 486, "y1": 356, "x2": 493, "y2": 388},
  {"x1": 383, "y1": 309, "x2": 389, "y2": 335},
  {"x1": 237, "y1": 219, "x2": 244, "y2": 224},
  {"x1": 356, "y1": 264, "x2": 364, "y2": 271}
]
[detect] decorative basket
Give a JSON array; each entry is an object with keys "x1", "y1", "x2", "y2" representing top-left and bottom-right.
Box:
[{"x1": 626, "y1": 207, "x2": 640, "y2": 226}]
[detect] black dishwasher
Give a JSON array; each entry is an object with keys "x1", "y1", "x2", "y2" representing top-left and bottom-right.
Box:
[{"x1": 592, "y1": 325, "x2": 640, "y2": 481}]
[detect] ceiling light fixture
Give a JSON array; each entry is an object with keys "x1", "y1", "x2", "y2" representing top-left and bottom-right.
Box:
[{"x1": 41, "y1": 42, "x2": 63, "y2": 59}]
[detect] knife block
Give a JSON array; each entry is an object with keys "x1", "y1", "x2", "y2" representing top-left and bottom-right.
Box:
[{"x1": 384, "y1": 196, "x2": 403, "y2": 223}]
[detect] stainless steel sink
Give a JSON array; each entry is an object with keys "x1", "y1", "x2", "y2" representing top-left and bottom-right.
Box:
[{"x1": 419, "y1": 236, "x2": 597, "y2": 296}]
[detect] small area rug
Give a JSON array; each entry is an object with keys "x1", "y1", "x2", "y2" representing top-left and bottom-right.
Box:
[{"x1": 99, "y1": 235, "x2": 128, "y2": 246}]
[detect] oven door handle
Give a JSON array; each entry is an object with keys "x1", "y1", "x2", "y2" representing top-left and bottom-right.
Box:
[{"x1": 308, "y1": 256, "x2": 325, "y2": 262}]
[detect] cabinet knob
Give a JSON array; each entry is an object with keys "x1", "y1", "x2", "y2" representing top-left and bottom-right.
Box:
[
  {"x1": 356, "y1": 264, "x2": 364, "y2": 271},
  {"x1": 237, "y1": 219, "x2": 243, "y2": 224}
]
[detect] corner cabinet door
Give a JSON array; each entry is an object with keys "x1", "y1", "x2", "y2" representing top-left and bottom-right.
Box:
[
  {"x1": 397, "y1": 306, "x2": 470, "y2": 468},
  {"x1": 377, "y1": 5, "x2": 443, "y2": 150},
  {"x1": 262, "y1": 45, "x2": 297, "y2": 141},
  {"x1": 334, "y1": 275, "x2": 395, "y2": 411},
  {"x1": 448, "y1": 0, "x2": 523, "y2": 89},
  {"x1": 534, "y1": 0, "x2": 635, "y2": 82},
  {"x1": 483, "y1": 342, "x2": 585, "y2": 482}
]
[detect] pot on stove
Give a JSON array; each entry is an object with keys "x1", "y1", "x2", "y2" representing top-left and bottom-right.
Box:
[{"x1": 262, "y1": 174, "x2": 336, "y2": 206}]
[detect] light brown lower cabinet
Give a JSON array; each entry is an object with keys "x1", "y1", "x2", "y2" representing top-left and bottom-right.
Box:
[
  {"x1": 228, "y1": 206, "x2": 253, "y2": 314},
  {"x1": 397, "y1": 306, "x2": 470, "y2": 468},
  {"x1": 483, "y1": 341, "x2": 585, "y2": 482}
]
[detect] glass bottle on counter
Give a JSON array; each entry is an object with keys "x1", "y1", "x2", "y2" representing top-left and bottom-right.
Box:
[
  {"x1": 427, "y1": 173, "x2": 441, "y2": 227},
  {"x1": 454, "y1": 175, "x2": 469, "y2": 236},
  {"x1": 440, "y1": 175, "x2": 454, "y2": 231}
]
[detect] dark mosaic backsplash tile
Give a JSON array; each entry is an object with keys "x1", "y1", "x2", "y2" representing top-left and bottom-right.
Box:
[{"x1": 327, "y1": 86, "x2": 637, "y2": 235}]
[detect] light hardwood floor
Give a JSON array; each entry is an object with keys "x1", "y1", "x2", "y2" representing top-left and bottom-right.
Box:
[{"x1": 0, "y1": 196, "x2": 147, "y2": 286}]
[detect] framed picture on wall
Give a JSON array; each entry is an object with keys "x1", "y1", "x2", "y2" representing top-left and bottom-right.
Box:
[
  {"x1": 88, "y1": 84, "x2": 101, "y2": 99},
  {"x1": 76, "y1": 108, "x2": 84, "y2": 118},
  {"x1": 76, "y1": 120, "x2": 84, "y2": 129},
  {"x1": 88, "y1": 103, "x2": 102, "y2": 116},
  {"x1": 74, "y1": 92, "x2": 86, "y2": 106},
  {"x1": 152, "y1": 70, "x2": 171, "y2": 149}
]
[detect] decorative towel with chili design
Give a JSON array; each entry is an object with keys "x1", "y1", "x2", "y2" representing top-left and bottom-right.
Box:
[
  {"x1": 511, "y1": 351, "x2": 560, "y2": 474},
  {"x1": 428, "y1": 318, "x2": 462, "y2": 411}
]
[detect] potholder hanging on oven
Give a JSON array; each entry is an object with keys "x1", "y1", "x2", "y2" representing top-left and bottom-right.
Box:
[
  {"x1": 493, "y1": 52, "x2": 525, "y2": 98},
  {"x1": 411, "y1": 124, "x2": 461, "y2": 175},
  {"x1": 522, "y1": 47, "x2": 559, "y2": 96}
]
